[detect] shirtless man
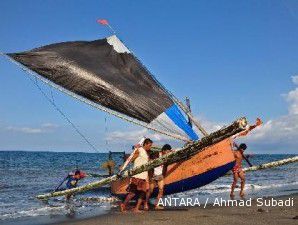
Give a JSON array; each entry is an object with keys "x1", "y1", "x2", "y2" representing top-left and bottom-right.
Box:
[
  {"x1": 230, "y1": 143, "x2": 251, "y2": 198},
  {"x1": 229, "y1": 118, "x2": 262, "y2": 199},
  {"x1": 119, "y1": 138, "x2": 152, "y2": 212}
]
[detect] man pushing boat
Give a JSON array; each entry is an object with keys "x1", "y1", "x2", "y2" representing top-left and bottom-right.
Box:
[
  {"x1": 230, "y1": 143, "x2": 250, "y2": 198},
  {"x1": 147, "y1": 144, "x2": 173, "y2": 209},
  {"x1": 230, "y1": 118, "x2": 262, "y2": 198},
  {"x1": 53, "y1": 169, "x2": 87, "y2": 201},
  {"x1": 118, "y1": 138, "x2": 153, "y2": 212}
]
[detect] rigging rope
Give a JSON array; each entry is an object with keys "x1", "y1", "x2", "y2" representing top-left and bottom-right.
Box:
[
  {"x1": 104, "y1": 117, "x2": 109, "y2": 152},
  {"x1": 0, "y1": 52, "x2": 100, "y2": 153},
  {"x1": 31, "y1": 74, "x2": 100, "y2": 153}
]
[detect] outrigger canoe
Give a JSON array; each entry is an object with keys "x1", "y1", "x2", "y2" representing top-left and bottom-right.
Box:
[
  {"x1": 1, "y1": 33, "x2": 260, "y2": 200},
  {"x1": 112, "y1": 119, "x2": 262, "y2": 198}
]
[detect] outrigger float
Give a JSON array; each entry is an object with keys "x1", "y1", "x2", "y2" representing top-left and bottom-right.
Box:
[{"x1": 1, "y1": 34, "x2": 297, "y2": 200}]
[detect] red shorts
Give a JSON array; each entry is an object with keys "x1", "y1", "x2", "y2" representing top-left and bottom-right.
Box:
[
  {"x1": 232, "y1": 165, "x2": 242, "y2": 174},
  {"x1": 127, "y1": 177, "x2": 147, "y2": 193}
]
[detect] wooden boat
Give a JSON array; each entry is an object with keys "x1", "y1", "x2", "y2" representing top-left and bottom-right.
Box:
[
  {"x1": 34, "y1": 118, "x2": 249, "y2": 200},
  {"x1": 111, "y1": 118, "x2": 262, "y2": 198},
  {"x1": 111, "y1": 139, "x2": 235, "y2": 198}
]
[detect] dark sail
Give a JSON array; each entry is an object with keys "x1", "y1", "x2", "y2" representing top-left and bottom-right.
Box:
[{"x1": 8, "y1": 35, "x2": 198, "y2": 140}]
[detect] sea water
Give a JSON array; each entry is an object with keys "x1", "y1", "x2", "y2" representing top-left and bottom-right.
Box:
[{"x1": 0, "y1": 151, "x2": 297, "y2": 224}]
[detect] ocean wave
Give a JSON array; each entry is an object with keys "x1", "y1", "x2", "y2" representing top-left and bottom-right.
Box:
[
  {"x1": 246, "y1": 181, "x2": 298, "y2": 191},
  {"x1": 1, "y1": 152, "x2": 296, "y2": 222},
  {"x1": 0, "y1": 205, "x2": 66, "y2": 220},
  {"x1": 176, "y1": 181, "x2": 298, "y2": 196}
]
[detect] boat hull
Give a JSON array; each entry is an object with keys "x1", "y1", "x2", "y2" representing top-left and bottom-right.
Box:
[{"x1": 111, "y1": 138, "x2": 235, "y2": 197}]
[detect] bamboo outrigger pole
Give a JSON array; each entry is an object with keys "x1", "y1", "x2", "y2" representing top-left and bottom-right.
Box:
[
  {"x1": 36, "y1": 117, "x2": 247, "y2": 200},
  {"x1": 243, "y1": 156, "x2": 298, "y2": 172}
]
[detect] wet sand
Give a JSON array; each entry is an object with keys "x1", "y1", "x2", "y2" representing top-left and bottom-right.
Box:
[{"x1": 54, "y1": 194, "x2": 297, "y2": 225}]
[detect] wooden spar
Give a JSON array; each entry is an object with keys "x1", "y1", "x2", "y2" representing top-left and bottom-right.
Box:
[
  {"x1": 242, "y1": 154, "x2": 253, "y2": 167},
  {"x1": 88, "y1": 173, "x2": 109, "y2": 178},
  {"x1": 173, "y1": 98, "x2": 209, "y2": 136},
  {"x1": 36, "y1": 117, "x2": 247, "y2": 200},
  {"x1": 185, "y1": 97, "x2": 193, "y2": 128},
  {"x1": 243, "y1": 156, "x2": 298, "y2": 172}
]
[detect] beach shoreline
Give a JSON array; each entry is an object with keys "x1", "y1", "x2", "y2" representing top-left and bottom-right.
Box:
[{"x1": 51, "y1": 193, "x2": 298, "y2": 225}]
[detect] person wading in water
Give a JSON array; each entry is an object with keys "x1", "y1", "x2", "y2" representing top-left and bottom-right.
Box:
[
  {"x1": 119, "y1": 138, "x2": 153, "y2": 212},
  {"x1": 63, "y1": 170, "x2": 86, "y2": 200}
]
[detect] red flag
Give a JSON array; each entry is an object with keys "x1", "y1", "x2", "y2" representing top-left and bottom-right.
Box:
[{"x1": 97, "y1": 19, "x2": 109, "y2": 25}]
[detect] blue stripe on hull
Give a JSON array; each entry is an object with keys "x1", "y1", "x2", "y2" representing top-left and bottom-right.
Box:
[
  {"x1": 160, "y1": 161, "x2": 235, "y2": 196},
  {"x1": 114, "y1": 161, "x2": 235, "y2": 199}
]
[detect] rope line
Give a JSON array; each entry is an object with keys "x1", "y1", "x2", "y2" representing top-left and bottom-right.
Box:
[{"x1": 28, "y1": 70, "x2": 100, "y2": 153}]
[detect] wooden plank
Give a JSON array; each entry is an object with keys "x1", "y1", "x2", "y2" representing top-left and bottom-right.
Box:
[{"x1": 36, "y1": 117, "x2": 247, "y2": 200}]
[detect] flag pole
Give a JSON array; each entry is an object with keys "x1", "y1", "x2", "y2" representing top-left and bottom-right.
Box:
[
  {"x1": 97, "y1": 19, "x2": 116, "y2": 34},
  {"x1": 107, "y1": 24, "x2": 116, "y2": 34}
]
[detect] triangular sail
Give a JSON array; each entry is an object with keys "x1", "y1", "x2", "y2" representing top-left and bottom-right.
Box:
[{"x1": 7, "y1": 35, "x2": 198, "y2": 141}]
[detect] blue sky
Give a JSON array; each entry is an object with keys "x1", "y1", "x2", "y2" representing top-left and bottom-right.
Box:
[{"x1": 0, "y1": 0, "x2": 298, "y2": 153}]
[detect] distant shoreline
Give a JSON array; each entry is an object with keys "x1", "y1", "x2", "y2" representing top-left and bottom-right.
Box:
[{"x1": 1, "y1": 150, "x2": 297, "y2": 155}]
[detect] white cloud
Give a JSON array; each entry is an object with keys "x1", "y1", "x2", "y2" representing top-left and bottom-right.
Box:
[
  {"x1": 191, "y1": 76, "x2": 298, "y2": 153},
  {"x1": 245, "y1": 115, "x2": 298, "y2": 143},
  {"x1": 285, "y1": 89, "x2": 298, "y2": 115},
  {"x1": 106, "y1": 129, "x2": 147, "y2": 142},
  {"x1": 292, "y1": 75, "x2": 298, "y2": 85},
  {"x1": 6, "y1": 123, "x2": 59, "y2": 134},
  {"x1": 41, "y1": 123, "x2": 59, "y2": 129},
  {"x1": 240, "y1": 76, "x2": 298, "y2": 152},
  {"x1": 285, "y1": 75, "x2": 298, "y2": 115},
  {"x1": 194, "y1": 116, "x2": 224, "y2": 134},
  {"x1": 105, "y1": 128, "x2": 174, "y2": 144},
  {"x1": 6, "y1": 126, "x2": 43, "y2": 134},
  {"x1": 105, "y1": 115, "x2": 225, "y2": 146}
]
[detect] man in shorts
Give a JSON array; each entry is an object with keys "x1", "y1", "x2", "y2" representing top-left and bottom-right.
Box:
[
  {"x1": 119, "y1": 138, "x2": 153, "y2": 212},
  {"x1": 230, "y1": 143, "x2": 249, "y2": 198},
  {"x1": 148, "y1": 144, "x2": 172, "y2": 209}
]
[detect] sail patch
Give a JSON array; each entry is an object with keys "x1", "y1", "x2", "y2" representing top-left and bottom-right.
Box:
[
  {"x1": 107, "y1": 35, "x2": 130, "y2": 53},
  {"x1": 148, "y1": 111, "x2": 190, "y2": 140},
  {"x1": 165, "y1": 105, "x2": 199, "y2": 140},
  {"x1": 148, "y1": 104, "x2": 199, "y2": 140}
]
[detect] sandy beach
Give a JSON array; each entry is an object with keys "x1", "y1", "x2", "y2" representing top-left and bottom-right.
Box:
[{"x1": 54, "y1": 194, "x2": 298, "y2": 225}]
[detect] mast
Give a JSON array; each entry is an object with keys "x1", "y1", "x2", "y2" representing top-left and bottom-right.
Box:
[{"x1": 185, "y1": 97, "x2": 192, "y2": 127}]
